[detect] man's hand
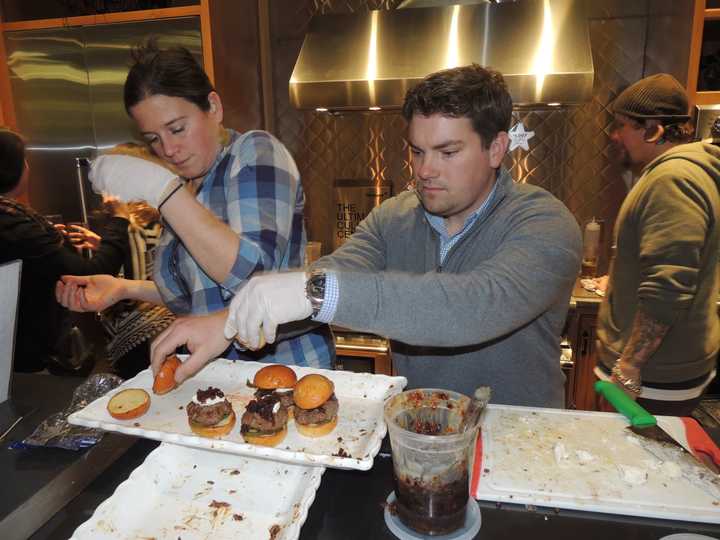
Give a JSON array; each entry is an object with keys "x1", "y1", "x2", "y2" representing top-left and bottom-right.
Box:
[
  {"x1": 150, "y1": 310, "x2": 232, "y2": 384},
  {"x1": 90, "y1": 154, "x2": 180, "y2": 208},
  {"x1": 55, "y1": 274, "x2": 126, "y2": 312},
  {"x1": 224, "y1": 271, "x2": 312, "y2": 350}
]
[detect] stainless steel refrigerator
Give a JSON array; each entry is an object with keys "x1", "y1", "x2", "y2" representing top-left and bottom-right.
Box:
[{"x1": 4, "y1": 17, "x2": 203, "y2": 221}]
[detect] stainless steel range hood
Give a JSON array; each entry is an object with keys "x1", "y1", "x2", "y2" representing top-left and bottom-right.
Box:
[{"x1": 289, "y1": 0, "x2": 594, "y2": 110}]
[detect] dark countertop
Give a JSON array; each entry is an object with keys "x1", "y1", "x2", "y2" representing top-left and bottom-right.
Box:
[
  {"x1": 1, "y1": 372, "x2": 716, "y2": 540},
  {"x1": 26, "y1": 436, "x2": 720, "y2": 540},
  {"x1": 0, "y1": 375, "x2": 720, "y2": 540},
  {"x1": 0, "y1": 373, "x2": 135, "y2": 540}
]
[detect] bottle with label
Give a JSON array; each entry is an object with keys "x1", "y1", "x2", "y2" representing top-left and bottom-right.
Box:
[{"x1": 581, "y1": 218, "x2": 601, "y2": 278}]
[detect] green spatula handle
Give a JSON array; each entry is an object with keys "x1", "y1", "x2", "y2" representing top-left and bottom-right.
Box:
[{"x1": 594, "y1": 381, "x2": 657, "y2": 428}]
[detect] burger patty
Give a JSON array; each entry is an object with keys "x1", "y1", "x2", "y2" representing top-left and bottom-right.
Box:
[
  {"x1": 187, "y1": 399, "x2": 233, "y2": 426},
  {"x1": 295, "y1": 393, "x2": 338, "y2": 425},
  {"x1": 241, "y1": 394, "x2": 289, "y2": 433},
  {"x1": 254, "y1": 388, "x2": 294, "y2": 409}
]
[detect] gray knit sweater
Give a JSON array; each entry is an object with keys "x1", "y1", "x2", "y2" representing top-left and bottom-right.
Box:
[{"x1": 319, "y1": 169, "x2": 582, "y2": 407}]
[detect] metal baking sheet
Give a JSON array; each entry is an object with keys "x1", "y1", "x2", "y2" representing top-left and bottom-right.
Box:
[
  {"x1": 472, "y1": 405, "x2": 720, "y2": 524},
  {"x1": 69, "y1": 359, "x2": 406, "y2": 470},
  {"x1": 70, "y1": 442, "x2": 324, "y2": 540}
]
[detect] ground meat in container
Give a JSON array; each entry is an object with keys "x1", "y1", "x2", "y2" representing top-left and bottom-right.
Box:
[
  {"x1": 295, "y1": 394, "x2": 338, "y2": 425},
  {"x1": 394, "y1": 466, "x2": 469, "y2": 535}
]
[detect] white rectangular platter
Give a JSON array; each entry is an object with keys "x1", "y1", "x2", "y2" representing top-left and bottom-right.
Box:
[
  {"x1": 71, "y1": 442, "x2": 324, "y2": 540},
  {"x1": 69, "y1": 359, "x2": 407, "y2": 470},
  {"x1": 472, "y1": 405, "x2": 720, "y2": 524}
]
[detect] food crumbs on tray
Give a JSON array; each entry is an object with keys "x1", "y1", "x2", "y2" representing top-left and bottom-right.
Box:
[
  {"x1": 337, "y1": 436, "x2": 343, "y2": 443},
  {"x1": 233, "y1": 513, "x2": 244, "y2": 521},
  {"x1": 269, "y1": 524, "x2": 282, "y2": 540},
  {"x1": 229, "y1": 489, "x2": 237, "y2": 494},
  {"x1": 333, "y1": 448, "x2": 350, "y2": 458},
  {"x1": 229, "y1": 469, "x2": 241, "y2": 475},
  {"x1": 209, "y1": 500, "x2": 230, "y2": 508},
  {"x1": 178, "y1": 405, "x2": 184, "y2": 410},
  {"x1": 133, "y1": 422, "x2": 141, "y2": 427},
  {"x1": 207, "y1": 480, "x2": 215, "y2": 485}
]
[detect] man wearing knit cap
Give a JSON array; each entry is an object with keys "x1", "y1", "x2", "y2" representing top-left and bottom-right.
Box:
[{"x1": 595, "y1": 73, "x2": 720, "y2": 415}]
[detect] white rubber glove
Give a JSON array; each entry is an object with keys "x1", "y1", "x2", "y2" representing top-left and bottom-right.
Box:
[
  {"x1": 90, "y1": 154, "x2": 181, "y2": 208},
  {"x1": 224, "y1": 271, "x2": 312, "y2": 350}
]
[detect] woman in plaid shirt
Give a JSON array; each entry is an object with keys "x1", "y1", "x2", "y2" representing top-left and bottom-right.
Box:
[{"x1": 56, "y1": 41, "x2": 334, "y2": 378}]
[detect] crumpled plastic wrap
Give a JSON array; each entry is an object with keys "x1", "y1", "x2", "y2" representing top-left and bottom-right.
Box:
[{"x1": 17, "y1": 373, "x2": 123, "y2": 451}]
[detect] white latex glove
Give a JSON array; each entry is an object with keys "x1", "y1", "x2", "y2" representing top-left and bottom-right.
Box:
[
  {"x1": 90, "y1": 154, "x2": 180, "y2": 208},
  {"x1": 224, "y1": 271, "x2": 312, "y2": 349}
]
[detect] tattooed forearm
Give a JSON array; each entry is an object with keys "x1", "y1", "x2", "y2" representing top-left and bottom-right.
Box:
[{"x1": 621, "y1": 307, "x2": 670, "y2": 368}]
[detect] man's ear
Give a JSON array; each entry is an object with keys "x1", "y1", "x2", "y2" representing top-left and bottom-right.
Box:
[
  {"x1": 643, "y1": 121, "x2": 664, "y2": 144},
  {"x1": 489, "y1": 131, "x2": 509, "y2": 168}
]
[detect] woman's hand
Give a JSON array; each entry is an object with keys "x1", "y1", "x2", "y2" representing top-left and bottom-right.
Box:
[
  {"x1": 55, "y1": 274, "x2": 126, "y2": 312},
  {"x1": 90, "y1": 154, "x2": 180, "y2": 208},
  {"x1": 150, "y1": 310, "x2": 232, "y2": 384}
]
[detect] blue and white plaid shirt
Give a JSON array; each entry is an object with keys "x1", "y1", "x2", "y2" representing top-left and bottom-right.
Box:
[{"x1": 154, "y1": 129, "x2": 333, "y2": 368}]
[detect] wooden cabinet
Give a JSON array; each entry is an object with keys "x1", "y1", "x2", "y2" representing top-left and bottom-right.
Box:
[
  {"x1": 565, "y1": 284, "x2": 603, "y2": 411},
  {"x1": 688, "y1": 0, "x2": 720, "y2": 105}
]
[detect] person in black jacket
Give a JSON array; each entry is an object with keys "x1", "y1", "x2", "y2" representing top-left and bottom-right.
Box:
[{"x1": 0, "y1": 128, "x2": 130, "y2": 372}]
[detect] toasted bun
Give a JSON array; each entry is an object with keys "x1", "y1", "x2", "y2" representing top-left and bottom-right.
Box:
[
  {"x1": 189, "y1": 410, "x2": 236, "y2": 438},
  {"x1": 254, "y1": 364, "x2": 297, "y2": 390},
  {"x1": 293, "y1": 374, "x2": 334, "y2": 410},
  {"x1": 296, "y1": 415, "x2": 338, "y2": 438},
  {"x1": 242, "y1": 425, "x2": 288, "y2": 447},
  {"x1": 153, "y1": 355, "x2": 181, "y2": 395},
  {"x1": 107, "y1": 388, "x2": 151, "y2": 420}
]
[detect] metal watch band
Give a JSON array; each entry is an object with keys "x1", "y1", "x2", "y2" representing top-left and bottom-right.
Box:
[
  {"x1": 611, "y1": 363, "x2": 642, "y2": 394},
  {"x1": 305, "y1": 270, "x2": 326, "y2": 317}
]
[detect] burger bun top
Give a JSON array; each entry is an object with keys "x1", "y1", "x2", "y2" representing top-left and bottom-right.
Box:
[
  {"x1": 293, "y1": 374, "x2": 334, "y2": 410},
  {"x1": 253, "y1": 364, "x2": 297, "y2": 390}
]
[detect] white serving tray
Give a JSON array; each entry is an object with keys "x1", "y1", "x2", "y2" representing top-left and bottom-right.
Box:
[
  {"x1": 71, "y1": 442, "x2": 324, "y2": 540},
  {"x1": 69, "y1": 359, "x2": 406, "y2": 470},
  {"x1": 472, "y1": 405, "x2": 720, "y2": 524}
]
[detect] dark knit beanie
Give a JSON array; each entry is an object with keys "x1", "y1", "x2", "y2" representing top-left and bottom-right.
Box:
[{"x1": 611, "y1": 74, "x2": 690, "y2": 121}]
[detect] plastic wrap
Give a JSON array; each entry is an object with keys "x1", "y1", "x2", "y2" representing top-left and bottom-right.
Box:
[{"x1": 17, "y1": 373, "x2": 123, "y2": 451}]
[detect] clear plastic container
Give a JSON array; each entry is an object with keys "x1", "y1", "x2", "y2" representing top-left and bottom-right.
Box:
[{"x1": 384, "y1": 389, "x2": 479, "y2": 536}]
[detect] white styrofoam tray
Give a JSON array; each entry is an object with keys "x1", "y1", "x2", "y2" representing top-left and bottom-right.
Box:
[
  {"x1": 472, "y1": 405, "x2": 720, "y2": 524},
  {"x1": 69, "y1": 359, "x2": 406, "y2": 470},
  {"x1": 71, "y1": 442, "x2": 324, "y2": 540}
]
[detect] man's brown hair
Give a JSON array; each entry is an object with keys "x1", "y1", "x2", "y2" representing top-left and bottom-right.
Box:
[{"x1": 402, "y1": 64, "x2": 513, "y2": 148}]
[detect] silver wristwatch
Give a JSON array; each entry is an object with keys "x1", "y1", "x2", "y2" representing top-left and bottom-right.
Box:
[{"x1": 305, "y1": 270, "x2": 326, "y2": 317}]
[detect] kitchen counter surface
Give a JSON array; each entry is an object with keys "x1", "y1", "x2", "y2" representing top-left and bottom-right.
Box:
[
  {"x1": 27, "y1": 436, "x2": 720, "y2": 540},
  {"x1": 3, "y1": 373, "x2": 718, "y2": 540}
]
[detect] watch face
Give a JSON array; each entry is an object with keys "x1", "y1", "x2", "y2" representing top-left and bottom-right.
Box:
[{"x1": 308, "y1": 272, "x2": 326, "y2": 302}]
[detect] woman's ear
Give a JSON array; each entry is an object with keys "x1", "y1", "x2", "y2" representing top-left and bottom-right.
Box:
[{"x1": 208, "y1": 91, "x2": 223, "y2": 120}]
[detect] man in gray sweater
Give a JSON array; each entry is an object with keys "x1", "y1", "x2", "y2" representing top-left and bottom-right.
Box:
[{"x1": 151, "y1": 64, "x2": 582, "y2": 408}]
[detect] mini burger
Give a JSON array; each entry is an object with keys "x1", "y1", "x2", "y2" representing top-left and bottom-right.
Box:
[
  {"x1": 251, "y1": 364, "x2": 297, "y2": 413},
  {"x1": 293, "y1": 374, "x2": 338, "y2": 438},
  {"x1": 186, "y1": 387, "x2": 236, "y2": 438},
  {"x1": 241, "y1": 393, "x2": 289, "y2": 447}
]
